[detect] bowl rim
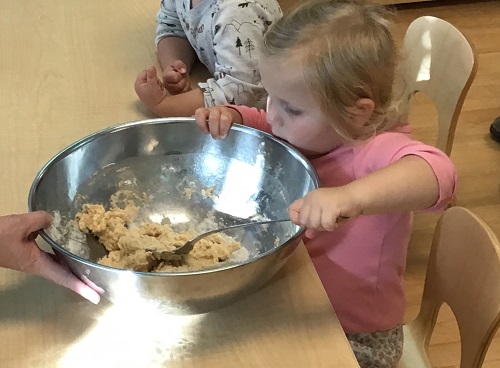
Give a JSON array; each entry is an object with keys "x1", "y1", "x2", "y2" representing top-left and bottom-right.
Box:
[{"x1": 28, "y1": 117, "x2": 319, "y2": 276}]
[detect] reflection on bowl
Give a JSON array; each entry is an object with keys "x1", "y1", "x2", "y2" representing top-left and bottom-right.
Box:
[{"x1": 29, "y1": 118, "x2": 318, "y2": 313}]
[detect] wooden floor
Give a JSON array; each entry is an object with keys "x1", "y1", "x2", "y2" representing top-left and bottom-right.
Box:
[{"x1": 390, "y1": 1, "x2": 500, "y2": 367}]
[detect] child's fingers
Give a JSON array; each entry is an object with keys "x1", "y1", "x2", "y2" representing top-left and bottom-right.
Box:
[
  {"x1": 321, "y1": 214, "x2": 338, "y2": 232},
  {"x1": 170, "y1": 60, "x2": 187, "y2": 74},
  {"x1": 146, "y1": 66, "x2": 157, "y2": 79},
  {"x1": 207, "y1": 109, "x2": 223, "y2": 139},
  {"x1": 157, "y1": 79, "x2": 165, "y2": 91},
  {"x1": 135, "y1": 70, "x2": 148, "y2": 85},
  {"x1": 295, "y1": 197, "x2": 325, "y2": 232},
  {"x1": 165, "y1": 80, "x2": 190, "y2": 95},
  {"x1": 164, "y1": 70, "x2": 183, "y2": 85},
  {"x1": 219, "y1": 110, "x2": 233, "y2": 138},
  {"x1": 288, "y1": 199, "x2": 303, "y2": 225},
  {"x1": 194, "y1": 108, "x2": 211, "y2": 134},
  {"x1": 146, "y1": 70, "x2": 160, "y2": 84},
  {"x1": 195, "y1": 108, "x2": 233, "y2": 139},
  {"x1": 305, "y1": 228, "x2": 320, "y2": 238},
  {"x1": 302, "y1": 206, "x2": 324, "y2": 232}
]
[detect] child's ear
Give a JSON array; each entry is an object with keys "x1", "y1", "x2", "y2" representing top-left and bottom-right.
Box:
[{"x1": 353, "y1": 98, "x2": 375, "y2": 127}]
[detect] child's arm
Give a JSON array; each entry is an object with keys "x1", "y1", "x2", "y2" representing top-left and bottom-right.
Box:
[
  {"x1": 290, "y1": 149, "x2": 456, "y2": 236},
  {"x1": 157, "y1": 37, "x2": 197, "y2": 84},
  {"x1": 134, "y1": 65, "x2": 205, "y2": 116},
  {"x1": 155, "y1": 1, "x2": 197, "y2": 90}
]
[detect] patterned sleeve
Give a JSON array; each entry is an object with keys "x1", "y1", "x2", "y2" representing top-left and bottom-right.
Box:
[
  {"x1": 354, "y1": 130, "x2": 457, "y2": 212},
  {"x1": 199, "y1": 0, "x2": 282, "y2": 108},
  {"x1": 155, "y1": 0, "x2": 186, "y2": 46}
]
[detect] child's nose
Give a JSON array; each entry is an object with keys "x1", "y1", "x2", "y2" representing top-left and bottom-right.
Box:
[{"x1": 266, "y1": 96, "x2": 279, "y2": 126}]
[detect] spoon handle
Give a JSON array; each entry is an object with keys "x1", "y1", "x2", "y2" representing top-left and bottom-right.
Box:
[{"x1": 174, "y1": 219, "x2": 292, "y2": 255}]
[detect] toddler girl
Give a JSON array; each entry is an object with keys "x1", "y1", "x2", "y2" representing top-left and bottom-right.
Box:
[{"x1": 194, "y1": 0, "x2": 456, "y2": 366}]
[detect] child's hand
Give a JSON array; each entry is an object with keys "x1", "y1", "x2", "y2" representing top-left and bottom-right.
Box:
[
  {"x1": 163, "y1": 60, "x2": 191, "y2": 95},
  {"x1": 289, "y1": 187, "x2": 362, "y2": 238},
  {"x1": 135, "y1": 66, "x2": 166, "y2": 111},
  {"x1": 194, "y1": 106, "x2": 238, "y2": 139}
]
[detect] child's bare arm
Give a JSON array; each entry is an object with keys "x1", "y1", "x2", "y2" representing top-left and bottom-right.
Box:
[
  {"x1": 155, "y1": 0, "x2": 197, "y2": 73},
  {"x1": 289, "y1": 155, "x2": 455, "y2": 236},
  {"x1": 135, "y1": 66, "x2": 205, "y2": 117},
  {"x1": 157, "y1": 37, "x2": 197, "y2": 77},
  {"x1": 148, "y1": 89, "x2": 205, "y2": 117},
  {"x1": 155, "y1": 89, "x2": 205, "y2": 117}
]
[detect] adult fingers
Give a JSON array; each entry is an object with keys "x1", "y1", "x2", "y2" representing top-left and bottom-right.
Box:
[
  {"x1": 23, "y1": 211, "x2": 52, "y2": 233},
  {"x1": 32, "y1": 250, "x2": 101, "y2": 304},
  {"x1": 48, "y1": 253, "x2": 105, "y2": 294}
]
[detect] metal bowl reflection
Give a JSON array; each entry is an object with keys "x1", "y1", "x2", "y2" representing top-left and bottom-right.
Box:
[{"x1": 28, "y1": 118, "x2": 318, "y2": 313}]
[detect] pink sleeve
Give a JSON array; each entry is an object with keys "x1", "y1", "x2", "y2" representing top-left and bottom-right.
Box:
[
  {"x1": 355, "y1": 132, "x2": 457, "y2": 212},
  {"x1": 227, "y1": 105, "x2": 273, "y2": 134}
]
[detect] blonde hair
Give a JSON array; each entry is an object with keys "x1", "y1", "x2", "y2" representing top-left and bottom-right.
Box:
[{"x1": 262, "y1": 0, "x2": 403, "y2": 142}]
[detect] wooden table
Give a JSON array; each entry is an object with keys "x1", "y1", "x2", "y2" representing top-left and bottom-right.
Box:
[{"x1": 0, "y1": 1, "x2": 359, "y2": 367}]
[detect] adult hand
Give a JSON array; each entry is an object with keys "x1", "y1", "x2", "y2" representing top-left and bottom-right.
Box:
[{"x1": 0, "y1": 211, "x2": 101, "y2": 304}]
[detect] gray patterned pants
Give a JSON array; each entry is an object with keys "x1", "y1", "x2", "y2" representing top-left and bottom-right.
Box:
[{"x1": 346, "y1": 325, "x2": 404, "y2": 368}]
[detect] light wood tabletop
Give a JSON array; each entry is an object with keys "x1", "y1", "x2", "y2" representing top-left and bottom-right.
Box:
[{"x1": 0, "y1": 1, "x2": 359, "y2": 367}]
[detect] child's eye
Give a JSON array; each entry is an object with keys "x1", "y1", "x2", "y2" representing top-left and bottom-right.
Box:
[{"x1": 285, "y1": 106, "x2": 302, "y2": 116}]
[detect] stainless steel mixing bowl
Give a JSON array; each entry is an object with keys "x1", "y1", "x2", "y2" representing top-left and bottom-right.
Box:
[{"x1": 28, "y1": 117, "x2": 318, "y2": 313}]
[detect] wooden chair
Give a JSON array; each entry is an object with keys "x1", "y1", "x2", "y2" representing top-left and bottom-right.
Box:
[
  {"x1": 401, "y1": 16, "x2": 478, "y2": 156},
  {"x1": 399, "y1": 207, "x2": 500, "y2": 368}
]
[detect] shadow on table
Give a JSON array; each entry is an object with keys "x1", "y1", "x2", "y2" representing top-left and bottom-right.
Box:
[{"x1": 0, "y1": 246, "x2": 334, "y2": 367}]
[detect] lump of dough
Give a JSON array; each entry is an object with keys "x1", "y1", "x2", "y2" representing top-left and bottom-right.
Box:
[{"x1": 75, "y1": 200, "x2": 243, "y2": 273}]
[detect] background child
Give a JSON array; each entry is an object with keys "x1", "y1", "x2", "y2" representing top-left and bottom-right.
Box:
[
  {"x1": 134, "y1": 0, "x2": 282, "y2": 117},
  {"x1": 194, "y1": 0, "x2": 457, "y2": 367}
]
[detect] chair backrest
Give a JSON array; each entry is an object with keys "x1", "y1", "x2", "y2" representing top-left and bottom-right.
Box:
[
  {"x1": 401, "y1": 207, "x2": 500, "y2": 368},
  {"x1": 401, "y1": 16, "x2": 478, "y2": 155}
]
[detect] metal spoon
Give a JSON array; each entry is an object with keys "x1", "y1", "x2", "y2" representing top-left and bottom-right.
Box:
[
  {"x1": 171, "y1": 219, "x2": 292, "y2": 255},
  {"x1": 169, "y1": 215, "x2": 350, "y2": 256}
]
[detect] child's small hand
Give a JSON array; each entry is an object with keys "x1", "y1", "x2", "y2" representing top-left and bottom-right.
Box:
[
  {"x1": 289, "y1": 187, "x2": 361, "y2": 238},
  {"x1": 135, "y1": 66, "x2": 166, "y2": 110},
  {"x1": 194, "y1": 106, "x2": 236, "y2": 139},
  {"x1": 163, "y1": 60, "x2": 191, "y2": 95}
]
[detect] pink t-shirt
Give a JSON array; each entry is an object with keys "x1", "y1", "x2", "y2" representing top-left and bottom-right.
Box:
[{"x1": 232, "y1": 106, "x2": 457, "y2": 333}]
